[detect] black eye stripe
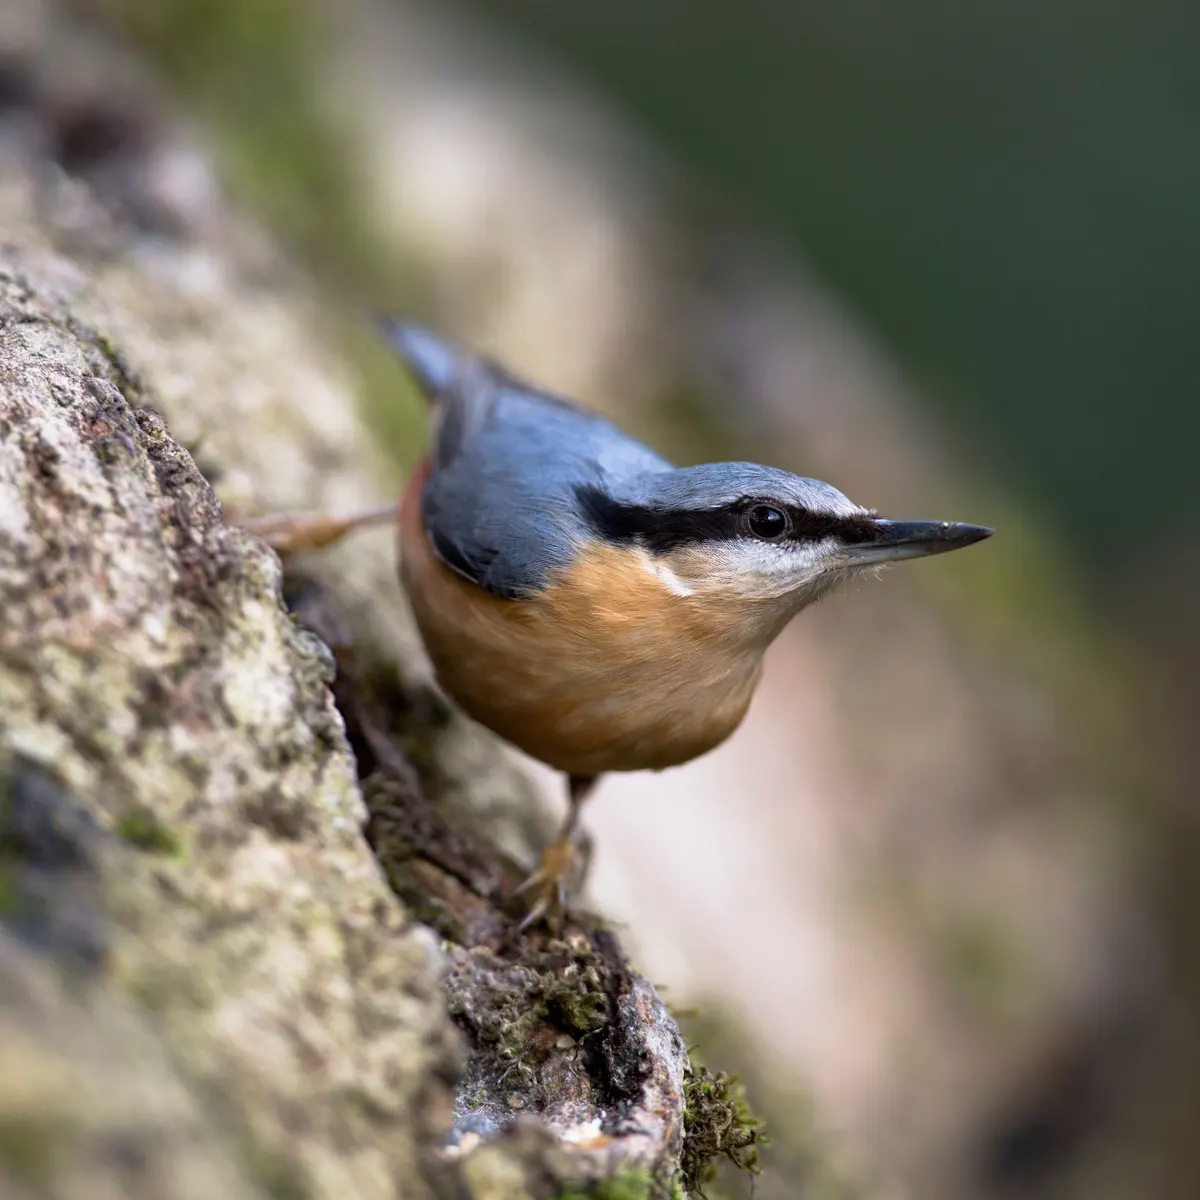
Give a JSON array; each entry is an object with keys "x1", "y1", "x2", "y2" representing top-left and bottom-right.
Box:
[
  {"x1": 787, "y1": 507, "x2": 876, "y2": 543},
  {"x1": 575, "y1": 486, "x2": 877, "y2": 554}
]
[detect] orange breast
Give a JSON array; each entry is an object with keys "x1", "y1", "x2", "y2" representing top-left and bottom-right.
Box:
[{"x1": 397, "y1": 462, "x2": 764, "y2": 777}]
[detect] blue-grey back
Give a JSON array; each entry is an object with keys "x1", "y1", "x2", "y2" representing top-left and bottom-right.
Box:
[{"x1": 389, "y1": 322, "x2": 672, "y2": 597}]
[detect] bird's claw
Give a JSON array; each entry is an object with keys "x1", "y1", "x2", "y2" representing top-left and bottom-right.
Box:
[
  {"x1": 513, "y1": 836, "x2": 576, "y2": 932},
  {"x1": 239, "y1": 506, "x2": 398, "y2": 557}
]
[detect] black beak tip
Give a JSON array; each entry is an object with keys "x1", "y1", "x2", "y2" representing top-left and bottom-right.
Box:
[
  {"x1": 858, "y1": 518, "x2": 996, "y2": 561},
  {"x1": 949, "y1": 521, "x2": 995, "y2": 546},
  {"x1": 911, "y1": 520, "x2": 996, "y2": 554}
]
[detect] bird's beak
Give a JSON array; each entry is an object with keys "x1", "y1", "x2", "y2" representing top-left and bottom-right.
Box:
[{"x1": 846, "y1": 519, "x2": 994, "y2": 565}]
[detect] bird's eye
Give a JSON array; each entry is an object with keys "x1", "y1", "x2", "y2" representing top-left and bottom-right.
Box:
[{"x1": 745, "y1": 504, "x2": 789, "y2": 540}]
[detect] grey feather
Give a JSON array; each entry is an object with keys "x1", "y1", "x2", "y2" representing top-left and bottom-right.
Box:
[
  {"x1": 380, "y1": 320, "x2": 461, "y2": 398},
  {"x1": 636, "y1": 463, "x2": 862, "y2": 518}
]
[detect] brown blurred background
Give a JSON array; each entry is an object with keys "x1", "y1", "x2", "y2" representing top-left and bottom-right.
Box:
[{"x1": 19, "y1": 0, "x2": 1199, "y2": 1196}]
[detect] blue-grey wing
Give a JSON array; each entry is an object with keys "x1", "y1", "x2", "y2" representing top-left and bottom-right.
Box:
[{"x1": 408, "y1": 344, "x2": 671, "y2": 600}]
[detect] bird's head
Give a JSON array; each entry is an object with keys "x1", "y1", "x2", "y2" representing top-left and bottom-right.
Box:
[{"x1": 576, "y1": 461, "x2": 992, "y2": 645}]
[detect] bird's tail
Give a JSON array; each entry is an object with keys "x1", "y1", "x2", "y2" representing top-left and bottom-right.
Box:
[{"x1": 378, "y1": 319, "x2": 463, "y2": 403}]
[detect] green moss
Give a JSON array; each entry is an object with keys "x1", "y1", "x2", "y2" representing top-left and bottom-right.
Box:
[
  {"x1": 445, "y1": 938, "x2": 616, "y2": 1109},
  {"x1": 114, "y1": 804, "x2": 181, "y2": 855},
  {"x1": 676, "y1": 1013, "x2": 882, "y2": 1200},
  {"x1": 0, "y1": 1113, "x2": 68, "y2": 1185},
  {"x1": 557, "y1": 1169, "x2": 655, "y2": 1199},
  {"x1": 236, "y1": 1135, "x2": 312, "y2": 1200},
  {"x1": 679, "y1": 1063, "x2": 765, "y2": 1198},
  {"x1": 539, "y1": 958, "x2": 609, "y2": 1035},
  {"x1": 447, "y1": 978, "x2": 540, "y2": 1089}
]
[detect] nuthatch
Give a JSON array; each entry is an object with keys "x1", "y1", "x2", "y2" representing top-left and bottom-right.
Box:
[{"x1": 251, "y1": 321, "x2": 993, "y2": 927}]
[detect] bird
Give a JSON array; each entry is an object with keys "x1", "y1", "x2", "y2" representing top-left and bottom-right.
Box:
[{"x1": 247, "y1": 320, "x2": 994, "y2": 929}]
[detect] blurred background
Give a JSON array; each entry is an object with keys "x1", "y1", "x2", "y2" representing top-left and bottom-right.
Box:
[{"x1": 21, "y1": 0, "x2": 1200, "y2": 1196}]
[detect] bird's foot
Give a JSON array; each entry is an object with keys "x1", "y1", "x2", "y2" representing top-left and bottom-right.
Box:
[
  {"x1": 512, "y1": 834, "x2": 588, "y2": 933},
  {"x1": 240, "y1": 505, "x2": 397, "y2": 557}
]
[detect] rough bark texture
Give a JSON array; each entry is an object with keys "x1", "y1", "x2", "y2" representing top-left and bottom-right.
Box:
[
  {"x1": 0, "y1": 17, "x2": 693, "y2": 1197},
  {"x1": 0, "y1": 259, "x2": 454, "y2": 1196}
]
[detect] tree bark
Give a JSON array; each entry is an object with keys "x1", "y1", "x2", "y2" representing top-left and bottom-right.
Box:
[{"x1": 0, "y1": 23, "x2": 691, "y2": 1198}]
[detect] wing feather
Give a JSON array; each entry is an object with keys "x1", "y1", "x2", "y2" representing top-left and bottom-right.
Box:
[
  {"x1": 424, "y1": 363, "x2": 669, "y2": 598},
  {"x1": 383, "y1": 321, "x2": 672, "y2": 598}
]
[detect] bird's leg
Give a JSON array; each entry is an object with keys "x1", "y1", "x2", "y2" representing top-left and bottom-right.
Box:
[
  {"x1": 239, "y1": 504, "x2": 398, "y2": 557},
  {"x1": 514, "y1": 774, "x2": 597, "y2": 932}
]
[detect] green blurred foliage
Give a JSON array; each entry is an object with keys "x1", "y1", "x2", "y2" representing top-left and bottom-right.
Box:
[
  {"x1": 103, "y1": 0, "x2": 366, "y2": 276},
  {"x1": 92, "y1": 0, "x2": 428, "y2": 466}
]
